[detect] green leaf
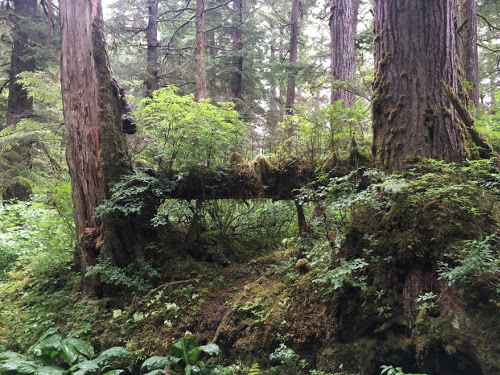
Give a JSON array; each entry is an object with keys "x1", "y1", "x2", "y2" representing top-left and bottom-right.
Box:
[
  {"x1": 69, "y1": 360, "x2": 99, "y2": 375},
  {"x1": 140, "y1": 356, "x2": 179, "y2": 372},
  {"x1": 101, "y1": 370, "x2": 125, "y2": 375},
  {"x1": 0, "y1": 352, "x2": 24, "y2": 362},
  {"x1": 64, "y1": 338, "x2": 94, "y2": 360},
  {"x1": 30, "y1": 331, "x2": 62, "y2": 358},
  {"x1": 199, "y1": 344, "x2": 220, "y2": 356},
  {"x1": 34, "y1": 365, "x2": 65, "y2": 375},
  {"x1": 95, "y1": 347, "x2": 128, "y2": 365},
  {"x1": 187, "y1": 347, "x2": 202, "y2": 364},
  {"x1": 172, "y1": 338, "x2": 194, "y2": 360},
  {"x1": 58, "y1": 341, "x2": 79, "y2": 366},
  {"x1": 141, "y1": 371, "x2": 164, "y2": 375},
  {"x1": 0, "y1": 360, "x2": 38, "y2": 374}
]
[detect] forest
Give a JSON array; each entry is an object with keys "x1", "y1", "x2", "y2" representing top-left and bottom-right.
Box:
[{"x1": 0, "y1": 0, "x2": 499, "y2": 374}]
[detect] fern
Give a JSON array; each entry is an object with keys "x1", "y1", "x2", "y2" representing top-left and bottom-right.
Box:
[{"x1": 248, "y1": 363, "x2": 260, "y2": 375}]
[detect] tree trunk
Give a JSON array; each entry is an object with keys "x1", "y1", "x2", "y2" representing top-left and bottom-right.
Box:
[
  {"x1": 285, "y1": 0, "x2": 300, "y2": 130},
  {"x1": 6, "y1": 0, "x2": 37, "y2": 128},
  {"x1": 194, "y1": 0, "x2": 206, "y2": 101},
  {"x1": 2, "y1": 0, "x2": 37, "y2": 200},
  {"x1": 456, "y1": 0, "x2": 479, "y2": 108},
  {"x1": 146, "y1": 0, "x2": 160, "y2": 96},
  {"x1": 372, "y1": 0, "x2": 467, "y2": 171},
  {"x1": 329, "y1": 0, "x2": 358, "y2": 107},
  {"x1": 60, "y1": 0, "x2": 154, "y2": 296},
  {"x1": 231, "y1": 0, "x2": 243, "y2": 111}
]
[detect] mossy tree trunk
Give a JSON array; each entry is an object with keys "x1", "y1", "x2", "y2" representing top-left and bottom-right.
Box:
[
  {"x1": 60, "y1": 0, "x2": 155, "y2": 296},
  {"x1": 372, "y1": 0, "x2": 467, "y2": 171},
  {"x1": 329, "y1": 0, "x2": 358, "y2": 107}
]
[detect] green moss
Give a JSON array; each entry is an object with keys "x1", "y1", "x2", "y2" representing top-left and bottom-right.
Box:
[{"x1": 442, "y1": 107, "x2": 452, "y2": 117}]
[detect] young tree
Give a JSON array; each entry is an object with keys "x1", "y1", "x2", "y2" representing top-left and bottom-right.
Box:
[
  {"x1": 60, "y1": 0, "x2": 152, "y2": 296},
  {"x1": 329, "y1": 0, "x2": 358, "y2": 107}
]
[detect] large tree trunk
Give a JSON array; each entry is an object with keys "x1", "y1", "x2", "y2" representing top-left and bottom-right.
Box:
[
  {"x1": 194, "y1": 0, "x2": 206, "y2": 101},
  {"x1": 329, "y1": 0, "x2": 358, "y2": 107},
  {"x1": 60, "y1": 0, "x2": 154, "y2": 296},
  {"x1": 456, "y1": 0, "x2": 479, "y2": 108},
  {"x1": 231, "y1": 0, "x2": 243, "y2": 111},
  {"x1": 146, "y1": 0, "x2": 160, "y2": 96},
  {"x1": 372, "y1": 0, "x2": 467, "y2": 171},
  {"x1": 6, "y1": 0, "x2": 37, "y2": 128}
]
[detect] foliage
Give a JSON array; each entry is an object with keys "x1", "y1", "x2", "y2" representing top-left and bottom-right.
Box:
[
  {"x1": 0, "y1": 195, "x2": 74, "y2": 280},
  {"x1": 85, "y1": 257, "x2": 161, "y2": 293},
  {"x1": 415, "y1": 292, "x2": 438, "y2": 311},
  {"x1": 0, "y1": 71, "x2": 65, "y2": 194},
  {"x1": 93, "y1": 173, "x2": 176, "y2": 218},
  {"x1": 438, "y1": 234, "x2": 500, "y2": 292},
  {"x1": 476, "y1": 91, "x2": 500, "y2": 152},
  {"x1": 135, "y1": 86, "x2": 244, "y2": 172},
  {"x1": 140, "y1": 337, "x2": 220, "y2": 375},
  {"x1": 0, "y1": 328, "x2": 128, "y2": 375}
]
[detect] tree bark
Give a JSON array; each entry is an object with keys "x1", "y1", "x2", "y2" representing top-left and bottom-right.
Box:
[
  {"x1": 146, "y1": 0, "x2": 160, "y2": 97},
  {"x1": 329, "y1": 0, "x2": 358, "y2": 107},
  {"x1": 456, "y1": 0, "x2": 479, "y2": 108},
  {"x1": 372, "y1": 0, "x2": 467, "y2": 171},
  {"x1": 2, "y1": 0, "x2": 38, "y2": 200},
  {"x1": 231, "y1": 0, "x2": 243, "y2": 110},
  {"x1": 285, "y1": 0, "x2": 300, "y2": 130},
  {"x1": 194, "y1": 0, "x2": 206, "y2": 101},
  {"x1": 60, "y1": 0, "x2": 154, "y2": 296},
  {"x1": 6, "y1": 0, "x2": 37, "y2": 127}
]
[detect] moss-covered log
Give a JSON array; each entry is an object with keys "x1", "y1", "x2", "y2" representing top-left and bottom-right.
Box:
[{"x1": 161, "y1": 162, "x2": 316, "y2": 201}]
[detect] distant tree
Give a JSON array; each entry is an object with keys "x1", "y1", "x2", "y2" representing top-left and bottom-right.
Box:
[
  {"x1": 457, "y1": 0, "x2": 479, "y2": 107},
  {"x1": 285, "y1": 0, "x2": 299, "y2": 126},
  {"x1": 329, "y1": 0, "x2": 358, "y2": 107},
  {"x1": 195, "y1": 0, "x2": 206, "y2": 101},
  {"x1": 146, "y1": 0, "x2": 160, "y2": 96},
  {"x1": 6, "y1": 0, "x2": 37, "y2": 127},
  {"x1": 230, "y1": 0, "x2": 243, "y2": 110}
]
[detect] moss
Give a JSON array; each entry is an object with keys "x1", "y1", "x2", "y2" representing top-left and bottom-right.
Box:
[
  {"x1": 388, "y1": 101, "x2": 404, "y2": 122},
  {"x1": 378, "y1": 52, "x2": 392, "y2": 68},
  {"x1": 295, "y1": 258, "x2": 309, "y2": 274},
  {"x1": 442, "y1": 107, "x2": 452, "y2": 117},
  {"x1": 250, "y1": 155, "x2": 272, "y2": 185}
]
